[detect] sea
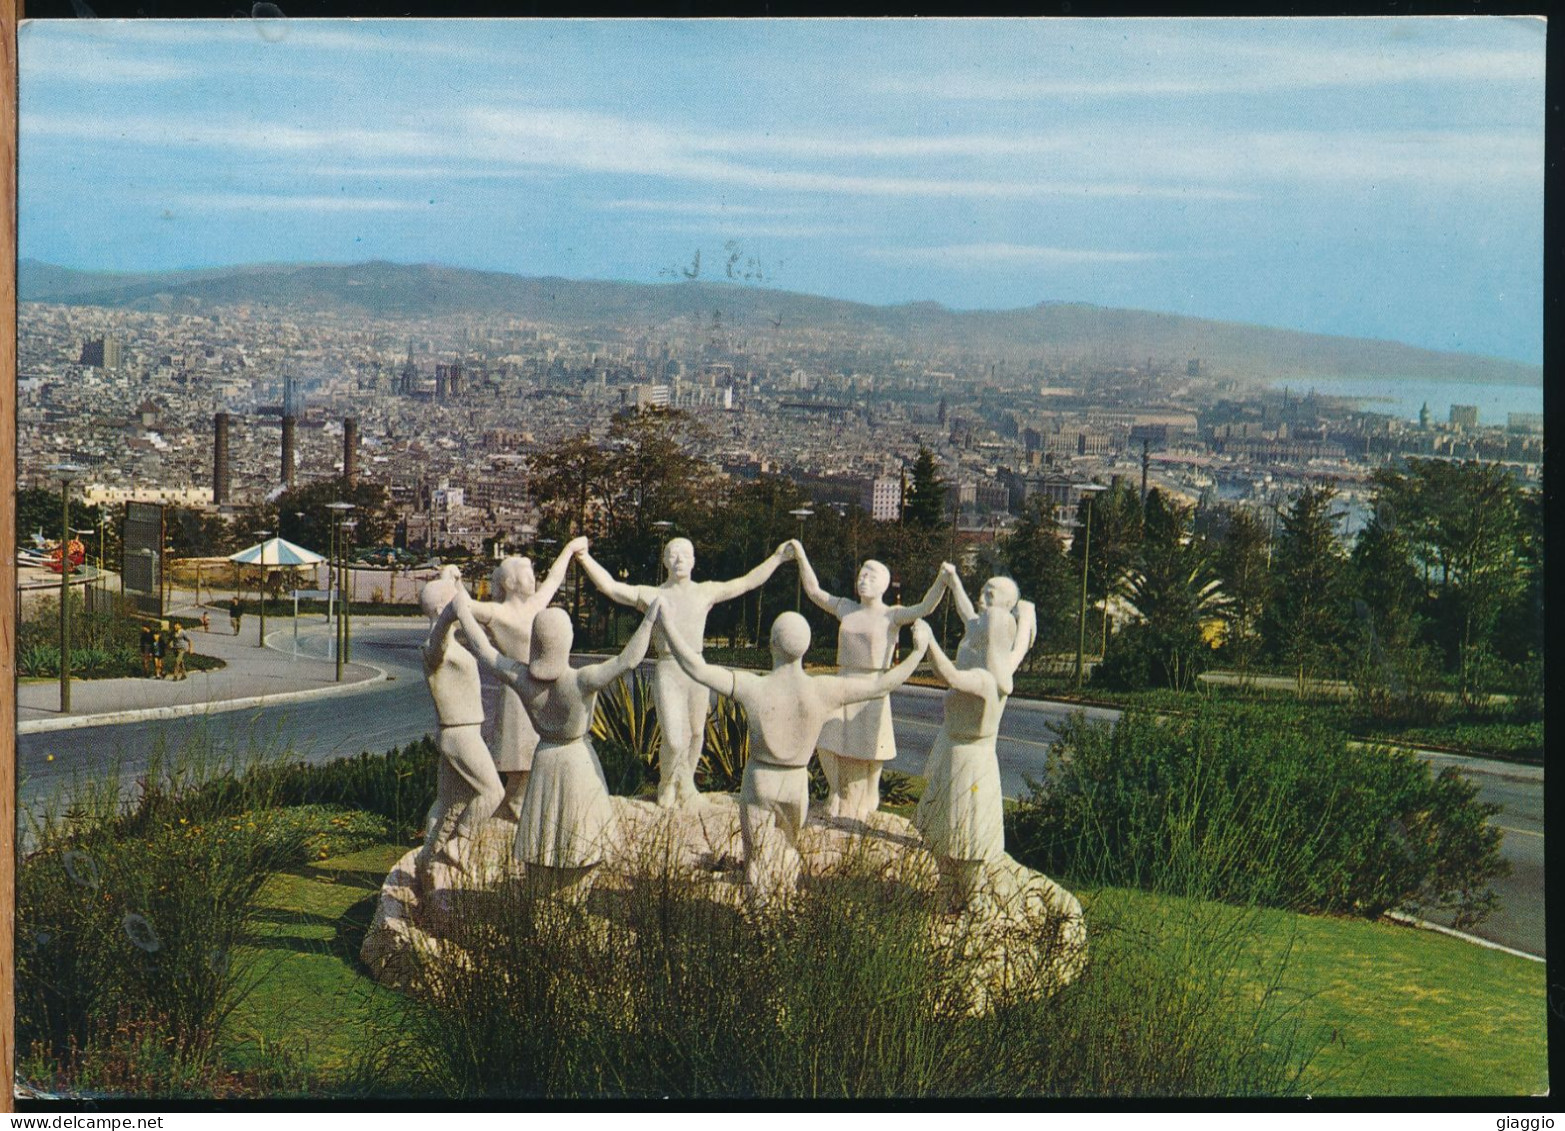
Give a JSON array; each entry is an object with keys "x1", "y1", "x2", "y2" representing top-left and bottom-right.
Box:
[{"x1": 1265, "y1": 375, "x2": 1544, "y2": 429}]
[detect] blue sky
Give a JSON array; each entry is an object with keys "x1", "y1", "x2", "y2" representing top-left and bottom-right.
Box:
[{"x1": 18, "y1": 17, "x2": 1545, "y2": 364}]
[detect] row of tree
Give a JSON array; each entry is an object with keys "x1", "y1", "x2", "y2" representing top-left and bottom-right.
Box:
[
  {"x1": 994, "y1": 462, "x2": 1541, "y2": 705},
  {"x1": 21, "y1": 410, "x2": 1538, "y2": 706}
]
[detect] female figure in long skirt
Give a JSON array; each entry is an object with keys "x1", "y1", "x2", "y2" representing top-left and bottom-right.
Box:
[
  {"x1": 791, "y1": 541, "x2": 949, "y2": 821},
  {"x1": 452, "y1": 587, "x2": 660, "y2": 898},
  {"x1": 465, "y1": 537, "x2": 587, "y2": 819},
  {"x1": 914, "y1": 574, "x2": 1037, "y2": 910}
]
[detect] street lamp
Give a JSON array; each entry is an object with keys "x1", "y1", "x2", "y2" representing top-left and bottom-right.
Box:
[
  {"x1": 1072, "y1": 485, "x2": 1108, "y2": 690},
  {"x1": 254, "y1": 530, "x2": 272, "y2": 648},
  {"x1": 341, "y1": 519, "x2": 357, "y2": 664},
  {"x1": 789, "y1": 507, "x2": 814, "y2": 610},
  {"x1": 50, "y1": 464, "x2": 84, "y2": 713},
  {"x1": 326, "y1": 502, "x2": 355, "y2": 680},
  {"x1": 651, "y1": 520, "x2": 673, "y2": 582}
]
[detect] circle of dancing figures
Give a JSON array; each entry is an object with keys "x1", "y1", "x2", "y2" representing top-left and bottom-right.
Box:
[{"x1": 415, "y1": 535, "x2": 1036, "y2": 910}]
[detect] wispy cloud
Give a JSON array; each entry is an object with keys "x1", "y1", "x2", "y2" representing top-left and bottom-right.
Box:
[
  {"x1": 863, "y1": 243, "x2": 1163, "y2": 266},
  {"x1": 600, "y1": 199, "x2": 805, "y2": 217},
  {"x1": 175, "y1": 191, "x2": 421, "y2": 212},
  {"x1": 873, "y1": 33, "x2": 1544, "y2": 100}
]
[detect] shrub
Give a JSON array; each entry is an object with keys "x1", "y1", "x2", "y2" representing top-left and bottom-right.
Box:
[
  {"x1": 13, "y1": 745, "x2": 363, "y2": 1080},
  {"x1": 1008, "y1": 703, "x2": 1509, "y2": 926},
  {"x1": 402, "y1": 846, "x2": 1315, "y2": 1098}
]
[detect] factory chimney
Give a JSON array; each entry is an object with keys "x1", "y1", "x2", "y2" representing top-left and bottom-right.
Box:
[
  {"x1": 281, "y1": 376, "x2": 298, "y2": 488},
  {"x1": 343, "y1": 416, "x2": 359, "y2": 485},
  {"x1": 213, "y1": 412, "x2": 230, "y2": 505}
]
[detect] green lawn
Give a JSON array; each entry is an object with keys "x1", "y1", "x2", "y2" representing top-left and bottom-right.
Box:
[{"x1": 223, "y1": 839, "x2": 1547, "y2": 1098}]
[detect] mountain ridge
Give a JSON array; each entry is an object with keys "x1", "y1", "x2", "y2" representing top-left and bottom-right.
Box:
[{"x1": 19, "y1": 259, "x2": 1541, "y2": 388}]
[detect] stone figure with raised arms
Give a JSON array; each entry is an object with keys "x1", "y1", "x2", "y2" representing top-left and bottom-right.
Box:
[
  {"x1": 914, "y1": 571, "x2": 1037, "y2": 910},
  {"x1": 416, "y1": 572, "x2": 506, "y2": 882},
  {"x1": 576, "y1": 537, "x2": 793, "y2": 808},
  {"x1": 465, "y1": 537, "x2": 588, "y2": 819},
  {"x1": 452, "y1": 586, "x2": 661, "y2": 898},
  {"x1": 791, "y1": 540, "x2": 950, "y2": 821},
  {"x1": 659, "y1": 608, "x2": 933, "y2": 899}
]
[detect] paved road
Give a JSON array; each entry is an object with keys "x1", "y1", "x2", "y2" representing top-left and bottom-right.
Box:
[{"x1": 19, "y1": 621, "x2": 1543, "y2": 957}]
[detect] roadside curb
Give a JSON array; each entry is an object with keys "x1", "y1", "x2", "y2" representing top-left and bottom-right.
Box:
[
  {"x1": 1384, "y1": 910, "x2": 1545, "y2": 963},
  {"x1": 18, "y1": 643, "x2": 393, "y2": 735}
]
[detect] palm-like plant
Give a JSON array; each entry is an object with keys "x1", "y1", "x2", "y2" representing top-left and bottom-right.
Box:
[{"x1": 1117, "y1": 490, "x2": 1228, "y2": 691}]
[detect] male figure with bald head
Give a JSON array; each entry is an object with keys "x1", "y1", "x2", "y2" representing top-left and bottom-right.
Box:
[
  {"x1": 659, "y1": 609, "x2": 933, "y2": 898},
  {"x1": 578, "y1": 537, "x2": 793, "y2": 808},
  {"x1": 466, "y1": 536, "x2": 588, "y2": 819},
  {"x1": 417, "y1": 572, "x2": 505, "y2": 879}
]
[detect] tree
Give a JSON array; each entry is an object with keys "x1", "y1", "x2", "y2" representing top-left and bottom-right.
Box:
[
  {"x1": 1262, "y1": 485, "x2": 1349, "y2": 692},
  {"x1": 266, "y1": 477, "x2": 398, "y2": 555},
  {"x1": 902, "y1": 448, "x2": 947, "y2": 530},
  {"x1": 530, "y1": 430, "x2": 611, "y2": 543},
  {"x1": 1107, "y1": 488, "x2": 1225, "y2": 691},
  {"x1": 1000, "y1": 494, "x2": 1075, "y2": 660},
  {"x1": 1369, "y1": 460, "x2": 1532, "y2": 702},
  {"x1": 1214, "y1": 507, "x2": 1270, "y2": 682},
  {"x1": 1066, "y1": 479, "x2": 1143, "y2": 657}
]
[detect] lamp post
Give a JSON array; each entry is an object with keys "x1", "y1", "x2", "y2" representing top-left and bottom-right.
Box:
[
  {"x1": 651, "y1": 520, "x2": 673, "y2": 583},
  {"x1": 788, "y1": 507, "x2": 814, "y2": 610},
  {"x1": 1073, "y1": 485, "x2": 1108, "y2": 690},
  {"x1": 326, "y1": 502, "x2": 355, "y2": 680},
  {"x1": 254, "y1": 530, "x2": 272, "y2": 648},
  {"x1": 50, "y1": 464, "x2": 83, "y2": 712},
  {"x1": 340, "y1": 519, "x2": 357, "y2": 663}
]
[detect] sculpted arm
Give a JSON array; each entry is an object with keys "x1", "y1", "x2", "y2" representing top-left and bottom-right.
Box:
[
  {"x1": 577, "y1": 550, "x2": 642, "y2": 608},
  {"x1": 535, "y1": 535, "x2": 589, "y2": 607},
  {"x1": 423, "y1": 598, "x2": 461, "y2": 668},
  {"x1": 923, "y1": 630, "x2": 992, "y2": 698},
  {"x1": 893, "y1": 567, "x2": 950, "y2": 625},
  {"x1": 791, "y1": 540, "x2": 839, "y2": 614},
  {"x1": 1009, "y1": 600, "x2": 1038, "y2": 674},
  {"x1": 943, "y1": 563, "x2": 977, "y2": 624},
  {"x1": 657, "y1": 605, "x2": 736, "y2": 697},
  {"x1": 579, "y1": 601, "x2": 658, "y2": 693},
  {"x1": 451, "y1": 586, "x2": 518, "y2": 681},
  {"x1": 705, "y1": 542, "x2": 792, "y2": 604}
]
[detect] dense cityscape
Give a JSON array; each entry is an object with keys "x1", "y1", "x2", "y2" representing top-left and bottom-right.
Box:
[{"x1": 16, "y1": 289, "x2": 1544, "y2": 557}]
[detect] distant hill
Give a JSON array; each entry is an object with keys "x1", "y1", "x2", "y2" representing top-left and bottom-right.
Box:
[{"x1": 20, "y1": 259, "x2": 1541, "y2": 388}]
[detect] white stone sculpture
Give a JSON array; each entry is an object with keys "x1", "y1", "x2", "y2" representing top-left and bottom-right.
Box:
[
  {"x1": 659, "y1": 608, "x2": 933, "y2": 899},
  {"x1": 914, "y1": 572, "x2": 1038, "y2": 911},
  {"x1": 452, "y1": 587, "x2": 660, "y2": 898},
  {"x1": 416, "y1": 574, "x2": 506, "y2": 881},
  {"x1": 791, "y1": 541, "x2": 950, "y2": 821},
  {"x1": 577, "y1": 538, "x2": 793, "y2": 809},
  {"x1": 466, "y1": 537, "x2": 589, "y2": 820}
]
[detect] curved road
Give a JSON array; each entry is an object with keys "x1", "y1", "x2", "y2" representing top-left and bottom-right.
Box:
[{"x1": 18, "y1": 621, "x2": 1543, "y2": 957}]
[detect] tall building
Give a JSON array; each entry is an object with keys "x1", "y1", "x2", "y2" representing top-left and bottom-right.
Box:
[
  {"x1": 861, "y1": 476, "x2": 902, "y2": 522},
  {"x1": 1449, "y1": 404, "x2": 1479, "y2": 430},
  {"x1": 79, "y1": 336, "x2": 124, "y2": 369}
]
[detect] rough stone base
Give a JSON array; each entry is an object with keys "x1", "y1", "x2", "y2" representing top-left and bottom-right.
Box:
[{"x1": 362, "y1": 794, "x2": 1087, "y2": 1014}]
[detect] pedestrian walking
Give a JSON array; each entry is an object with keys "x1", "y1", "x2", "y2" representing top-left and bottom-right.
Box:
[
  {"x1": 169, "y1": 624, "x2": 190, "y2": 680},
  {"x1": 230, "y1": 597, "x2": 243, "y2": 635},
  {"x1": 151, "y1": 629, "x2": 166, "y2": 679},
  {"x1": 200, "y1": 609, "x2": 211, "y2": 632},
  {"x1": 139, "y1": 624, "x2": 154, "y2": 677}
]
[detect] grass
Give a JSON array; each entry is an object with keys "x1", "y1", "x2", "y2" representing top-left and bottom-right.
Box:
[
  {"x1": 211, "y1": 838, "x2": 1545, "y2": 1098},
  {"x1": 222, "y1": 844, "x2": 420, "y2": 1089}
]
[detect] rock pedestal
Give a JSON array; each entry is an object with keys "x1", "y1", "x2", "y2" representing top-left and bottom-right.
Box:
[{"x1": 362, "y1": 794, "x2": 1087, "y2": 1015}]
